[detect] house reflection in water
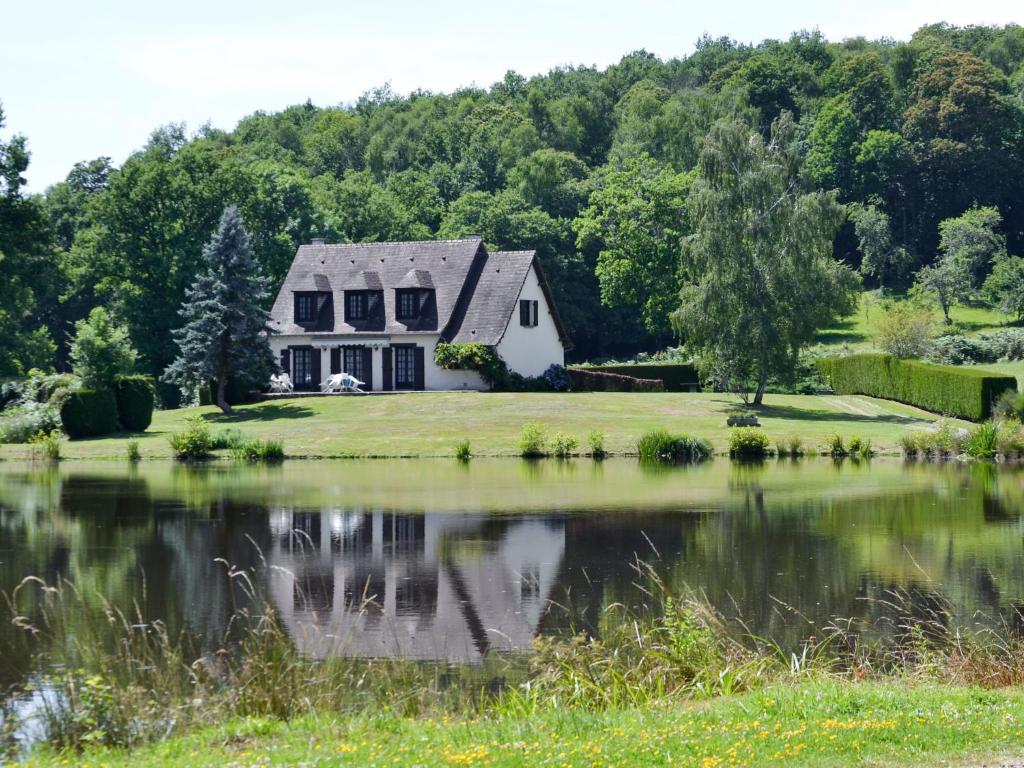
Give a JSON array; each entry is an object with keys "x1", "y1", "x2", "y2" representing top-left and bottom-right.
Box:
[{"x1": 266, "y1": 509, "x2": 565, "y2": 662}]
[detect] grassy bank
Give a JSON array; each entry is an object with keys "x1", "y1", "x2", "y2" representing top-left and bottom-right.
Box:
[
  {"x1": 23, "y1": 680, "x2": 1024, "y2": 767},
  {"x1": 815, "y1": 293, "x2": 1016, "y2": 351},
  {"x1": 0, "y1": 391, "x2": 955, "y2": 460}
]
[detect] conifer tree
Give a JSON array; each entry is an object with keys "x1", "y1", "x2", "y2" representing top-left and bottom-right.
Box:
[{"x1": 163, "y1": 206, "x2": 276, "y2": 413}]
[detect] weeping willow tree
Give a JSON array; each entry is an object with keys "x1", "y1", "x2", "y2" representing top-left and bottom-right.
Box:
[{"x1": 672, "y1": 114, "x2": 860, "y2": 405}]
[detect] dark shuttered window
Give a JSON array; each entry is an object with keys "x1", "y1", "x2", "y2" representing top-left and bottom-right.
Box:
[
  {"x1": 519, "y1": 299, "x2": 539, "y2": 327},
  {"x1": 330, "y1": 347, "x2": 341, "y2": 375}
]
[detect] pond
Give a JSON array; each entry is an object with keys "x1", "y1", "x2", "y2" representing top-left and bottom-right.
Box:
[{"x1": 1, "y1": 458, "x2": 1023, "y2": 692}]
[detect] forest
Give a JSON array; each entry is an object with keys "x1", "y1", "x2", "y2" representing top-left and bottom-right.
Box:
[{"x1": 1, "y1": 22, "x2": 1023, "y2": 405}]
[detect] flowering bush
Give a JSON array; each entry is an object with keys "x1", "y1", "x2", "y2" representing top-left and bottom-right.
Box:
[{"x1": 542, "y1": 364, "x2": 570, "y2": 391}]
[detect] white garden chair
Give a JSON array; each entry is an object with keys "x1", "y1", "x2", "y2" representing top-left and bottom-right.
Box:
[
  {"x1": 269, "y1": 373, "x2": 294, "y2": 393},
  {"x1": 321, "y1": 373, "x2": 364, "y2": 393}
]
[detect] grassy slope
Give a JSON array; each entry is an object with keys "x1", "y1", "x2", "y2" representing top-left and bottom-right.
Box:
[
  {"x1": 25, "y1": 681, "x2": 1024, "y2": 768},
  {"x1": 0, "y1": 391, "x2": 954, "y2": 460},
  {"x1": 814, "y1": 294, "x2": 1015, "y2": 352}
]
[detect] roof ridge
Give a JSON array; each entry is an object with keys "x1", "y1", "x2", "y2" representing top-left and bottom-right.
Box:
[{"x1": 300, "y1": 238, "x2": 482, "y2": 249}]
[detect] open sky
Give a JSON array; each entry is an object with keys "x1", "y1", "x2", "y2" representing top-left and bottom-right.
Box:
[{"x1": 2, "y1": 0, "x2": 1020, "y2": 191}]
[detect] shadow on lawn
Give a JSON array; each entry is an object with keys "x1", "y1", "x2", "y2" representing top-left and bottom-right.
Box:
[
  {"x1": 755, "y1": 402, "x2": 928, "y2": 425},
  {"x1": 201, "y1": 403, "x2": 315, "y2": 423},
  {"x1": 815, "y1": 318, "x2": 867, "y2": 346}
]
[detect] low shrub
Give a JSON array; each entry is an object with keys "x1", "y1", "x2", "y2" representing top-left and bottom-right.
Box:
[
  {"x1": 0, "y1": 402, "x2": 62, "y2": 443},
  {"x1": 126, "y1": 439, "x2": 140, "y2": 462},
  {"x1": 518, "y1": 423, "x2": 547, "y2": 457},
  {"x1": 230, "y1": 438, "x2": 285, "y2": 462},
  {"x1": 929, "y1": 329, "x2": 1024, "y2": 365},
  {"x1": 587, "y1": 430, "x2": 606, "y2": 458},
  {"x1": 454, "y1": 439, "x2": 471, "y2": 461},
  {"x1": 113, "y1": 375, "x2": 155, "y2": 432},
  {"x1": 59, "y1": 389, "x2": 118, "y2": 439},
  {"x1": 817, "y1": 353, "x2": 1016, "y2": 421},
  {"x1": 900, "y1": 421, "x2": 966, "y2": 459},
  {"x1": 210, "y1": 428, "x2": 246, "y2": 451},
  {"x1": 848, "y1": 436, "x2": 873, "y2": 459},
  {"x1": 825, "y1": 433, "x2": 847, "y2": 457},
  {"x1": 965, "y1": 421, "x2": 1001, "y2": 459},
  {"x1": 550, "y1": 432, "x2": 579, "y2": 458},
  {"x1": 787, "y1": 437, "x2": 803, "y2": 456},
  {"x1": 542, "y1": 364, "x2": 571, "y2": 392},
  {"x1": 728, "y1": 427, "x2": 769, "y2": 458},
  {"x1": 997, "y1": 422, "x2": 1024, "y2": 459},
  {"x1": 29, "y1": 430, "x2": 62, "y2": 461},
  {"x1": 567, "y1": 368, "x2": 664, "y2": 392},
  {"x1": 872, "y1": 301, "x2": 934, "y2": 359},
  {"x1": 582, "y1": 363, "x2": 699, "y2": 392},
  {"x1": 993, "y1": 389, "x2": 1024, "y2": 421},
  {"x1": 168, "y1": 416, "x2": 212, "y2": 460},
  {"x1": 637, "y1": 430, "x2": 712, "y2": 462}
]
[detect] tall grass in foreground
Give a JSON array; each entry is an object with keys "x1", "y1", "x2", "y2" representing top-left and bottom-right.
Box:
[
  {"x1": 636, "y1": 430, "x2": 711, "y2": 462},
  {"x1": 5, "y1": 556, "x2": 1024, "y2": 754}
]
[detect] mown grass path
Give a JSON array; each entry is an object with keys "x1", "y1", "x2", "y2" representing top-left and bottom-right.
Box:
[
  {"x1": 24, "y1": 681, "x2": 1024, "y2": 767},
  {"x1": 0, "y1": 392, "x2": 954, "y2": 460}
]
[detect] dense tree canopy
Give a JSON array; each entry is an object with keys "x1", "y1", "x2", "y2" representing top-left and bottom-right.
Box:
[{"x1": 2, "y1": 22, "x2": 1023, "y2": 390}]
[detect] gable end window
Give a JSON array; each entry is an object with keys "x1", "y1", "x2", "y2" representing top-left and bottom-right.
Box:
[
  {"x1": 345, "y1": 292, "x2": 368, "y2": 321},
  {"x1": 295, "y1": 293, "x2": 316, "y2": 324},
  {"x1": 519, "y1": 299, "x2": 539, "y2": 327}
]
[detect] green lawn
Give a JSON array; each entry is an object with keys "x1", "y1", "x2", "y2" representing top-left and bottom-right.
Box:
[
  {"x1": 0, "y1": 391, "x2": 958, "y2": 460},
  {"x1": 815, "y1": 293, "x2": 1017, "y2": 352},
  {"x1": 24, "y1": 680, "x2": 1024, "y2": 768}
]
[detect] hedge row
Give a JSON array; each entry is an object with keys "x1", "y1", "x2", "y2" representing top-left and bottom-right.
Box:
[
  {"x1": 816, "y1": 354, "x2": 1017, "y2": 422},
  {"x1": 568, "y1": 368, "x2": 665, "y2": 392},
  {"x1": 584, "y1": 363, "x2": 700, "y2": 392}
]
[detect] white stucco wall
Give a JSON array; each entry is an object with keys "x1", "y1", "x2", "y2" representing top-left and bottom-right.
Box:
[
  {"x1": 496, "y1": 263, "x2": 566, "y2": 378},
  {"x1": 269, "y1": 333, "x2": 485, "y2": 391}
]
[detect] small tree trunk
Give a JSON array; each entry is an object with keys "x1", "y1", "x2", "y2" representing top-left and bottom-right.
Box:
[
  {"x1": 752, "y1": 376, "x2": 767, "y2": 406},
  {"x1": 215, "y1": 367, "x2": 234, "y2": 414}
]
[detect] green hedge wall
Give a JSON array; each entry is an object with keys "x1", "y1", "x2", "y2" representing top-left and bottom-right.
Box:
[
  {"x1": 60, "y1": 388, "x2": 119, "y2": 438},
  {"x1": 568, "y1": 368, "x2": 665, "y2": 392},
  {"x1": 114, "y1": 375, "x2": 155, "y2": 432},
  {"x1": 816, "y1": 354, "x2": 1017, "y2": 421},
  {"x1": 584, "y1": 363, "x2": 700, "y2": 392}
]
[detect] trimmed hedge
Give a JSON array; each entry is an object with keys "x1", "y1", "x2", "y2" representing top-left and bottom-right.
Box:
[
  {"x1": 816, "y1": 354, "x2": 1017, "y2": 422},
  {"x1": 114, "y1": 375, "x2": 155, "y2": 432},
  {"x1": 60, "y1": 388, "x2": 119, "y2": 438},
  {"x1": 584, "y1": 363, "x2": 700, "y2": 392},
  {"x1": 568, "y1": 368, "x2": 664, "y2": 392}
]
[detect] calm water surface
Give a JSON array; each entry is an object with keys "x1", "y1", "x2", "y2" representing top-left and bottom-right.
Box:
[{"x1": 1, "y1": 458, "x2": 1023, "y2": 689}]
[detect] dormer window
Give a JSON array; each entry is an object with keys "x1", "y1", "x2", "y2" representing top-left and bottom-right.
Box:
[
  {"x1": 396, "y1": 289, "x2": 421, "y2": 320},
  {"x1": 346, "y1": 291, "x2": 368, "y2": 321},
  {"x1": 294, "y1": 293, "x2": 316, "y2": 324}
]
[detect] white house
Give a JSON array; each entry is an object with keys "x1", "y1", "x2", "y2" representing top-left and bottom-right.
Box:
[
  {"x1": 267, "y1": 237, "x2": 572, "y2": 391},
  {"x1": 265, "y1": 508, "x2": 565, "y2": 662}
]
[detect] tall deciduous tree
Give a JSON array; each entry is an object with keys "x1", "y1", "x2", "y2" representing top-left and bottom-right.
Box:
[
  {"x1": 672, "y1": 115, "x2": 860, "y2": 405},
  {"x1": 937, "y1": 205, "x2": 1007, "y2": 289},
  {"x1": 0, "y1": 103, "x2": 59, "y2": 375},
  {"x1": 848, "y1": 203, "x2": 910, "y2": 290},
  {"x1": 162, "y1": 207, "x2": 276, "y2": 413},
  {"x1": 573, "y1": 155, "x2": 690, "y2": 336}
]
